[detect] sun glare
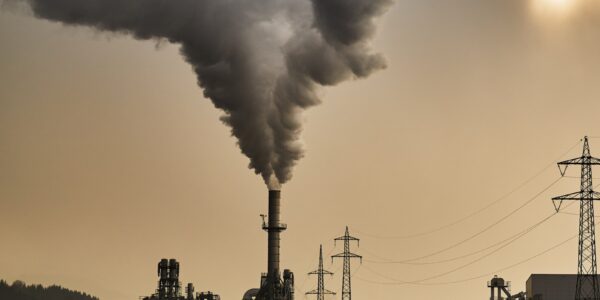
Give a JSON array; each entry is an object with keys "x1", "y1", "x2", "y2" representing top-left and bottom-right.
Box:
[{"x1": 532, "y1": 0, "x2": 578, "y2": 17}]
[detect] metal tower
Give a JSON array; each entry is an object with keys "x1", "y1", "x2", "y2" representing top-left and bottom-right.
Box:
[
  {"x1": 306, "y1": 245, "x2": 335, "y2": 300},
  {"x1": 553, "y1": 136, "x2": 600, "y2": 300},
  {"x1": 332, "y1": 227, "x2": 362, "y2": 300}
]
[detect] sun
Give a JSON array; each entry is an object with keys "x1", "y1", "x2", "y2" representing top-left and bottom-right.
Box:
[
  {"x1": 531, "y1": 0, "x2": 578, "y2": 16},
  {"x1": 545, "y1": 0, "x2": 574, "y2": 8}
]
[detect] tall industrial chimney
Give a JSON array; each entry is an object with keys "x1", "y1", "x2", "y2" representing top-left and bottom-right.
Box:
[
  {"x1": 250, "y1": 190, "x2": 294, "y2": 300},
  {"x1": 267, "y1": 190, "x2": 286, "y2": 277}
]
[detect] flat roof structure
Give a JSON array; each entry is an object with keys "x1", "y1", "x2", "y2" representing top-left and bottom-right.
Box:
[{"x1": 526, "y1": 274, "x2": 600, "y2": 300}]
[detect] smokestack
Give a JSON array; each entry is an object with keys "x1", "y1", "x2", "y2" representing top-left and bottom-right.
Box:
[
  {"x1": 267, "y1": 190, "x2": 286, "y2": 277},
  {"x1": 254, "y1": 191, "x2": 294, "y2": 300}
]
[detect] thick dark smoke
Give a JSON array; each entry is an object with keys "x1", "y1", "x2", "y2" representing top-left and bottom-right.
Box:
[{"x1": 15, "y1": 0, "x2": 391, "y2": 189}]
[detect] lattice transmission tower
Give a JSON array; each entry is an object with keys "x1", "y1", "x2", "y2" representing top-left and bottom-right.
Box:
[
  {"x1": 332, "y1": 227, "x2": 362, "y2": 300},
  {"x1": 306, "y1": 245, "x2": 335, "y2": 300},
  {"x1": 553, "y1": 136, "x2": 600, "y2": 300}
]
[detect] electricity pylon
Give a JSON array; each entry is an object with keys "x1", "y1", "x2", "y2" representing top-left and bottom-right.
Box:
[
  {"x1": 306, "y1": 245, "x2": 335, "y2": 300},
  {"x1": 332, "y1": 227, "x2": 362, "y2": 300},
  {"x1": 553, "y1": 136, "x2": 600, "y2": 300}
]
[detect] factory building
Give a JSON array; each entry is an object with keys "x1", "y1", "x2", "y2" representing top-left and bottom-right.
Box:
[
  {"x1": 142, "y1": 258, "x2": 220, "y2": 300},
  {"x1": 526, "y1": 274, "x2": 600, "y2": 300}
]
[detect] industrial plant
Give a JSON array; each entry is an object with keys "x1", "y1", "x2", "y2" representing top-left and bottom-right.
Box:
[
  {"x1": 487, "y1": 275, "x2": 525, "y2": 300},
  {"x1": 141, "y1": 137, "x2": 600, "y2": 300},
  {"x1": 142, "y1": 258, "x2": 219, "y2": 300}
]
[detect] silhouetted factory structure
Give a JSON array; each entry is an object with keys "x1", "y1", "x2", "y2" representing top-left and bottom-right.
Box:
[
  {"x1": 526, "y1": 274, "x2": 578, "y2": 300},
  {"x1": 488, "y1": 274, "x2": 600, "y2": 299},
  {"x1": 142, "y1": 259, "x2": 220, "y2": 300},
  {"x1": 142, "y1": 190, "x2": 294, "y2": 300},
  {"x1": 243, "y1": 190, "x2": 295, "y2": 300},
  {"x1": 487, "y1": 276, "x2": 525, "y2": 300}
]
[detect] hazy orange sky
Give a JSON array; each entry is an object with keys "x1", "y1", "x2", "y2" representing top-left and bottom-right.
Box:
[{"x1": 3, "y1": 0, "x2": 600, "y2": 299}]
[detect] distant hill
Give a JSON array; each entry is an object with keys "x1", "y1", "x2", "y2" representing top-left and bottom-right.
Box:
[{"x1": 0, "y1": 280, "x2": 99, "y2": 300}]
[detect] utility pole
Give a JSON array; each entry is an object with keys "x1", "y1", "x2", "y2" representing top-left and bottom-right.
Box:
[
  {"x1": 306, "y1": 245, "x2": 335, "y2": 300},
  {"x1": 553, "y1": 136, "x2": 600, "y2": 300},
  {"x1": 332, "y1": 226, "x2": 362, "y2": 300}
]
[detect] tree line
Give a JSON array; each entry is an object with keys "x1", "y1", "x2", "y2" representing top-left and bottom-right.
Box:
[{"x1": 0, "y1": 279, "x2": 99, "y2": 300}]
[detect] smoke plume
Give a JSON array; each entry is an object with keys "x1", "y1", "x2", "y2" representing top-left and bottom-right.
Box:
[{"x1": 15, "y1": 0, "x2": 391, "y2": 188}]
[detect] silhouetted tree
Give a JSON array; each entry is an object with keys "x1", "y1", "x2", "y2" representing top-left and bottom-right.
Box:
[{"x1": 0, "y1": 279, "x2": 99, "y2": 300}]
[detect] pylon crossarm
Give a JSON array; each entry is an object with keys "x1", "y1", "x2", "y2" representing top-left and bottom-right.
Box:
[
  {"x1": 557, "y1": 156, "x2": 600, "y2": 175},
  {"x1": 332, "y1": 253, "x2": 362, "y2": 259},
  {"x1": 552, "y1": 191, "x2": 600, "y2": 201},
  {"x1": 348, "y1": 253, "x2": 362, "y2": 260},
  {"x1": 331, "y1": 253, "x2": 346, "y2": 260},
  {"x1": 308, "y1": 270, "x2": 334, "y2": 275},
  {"x1": 558, "y1": 157, "x2": 585, "y2": 166},
  {"x1": 558, "y1": 156, "x2": 600, "y2": 165},
  {"x1": 322, "y1": 289, "x2": 336, "y2": 295},
  {"x1": 332, "y1": 253, "x2": 341, "y2": 258},
  {"x1": 306, "y1": 289, "x2": 335, "y2": 296},
  {"x1": 552, "y1": 192, "x2": 600, "y2": 212},
  {"x1": 552, "y1": 191, "x2": 583, "y2": 202}
]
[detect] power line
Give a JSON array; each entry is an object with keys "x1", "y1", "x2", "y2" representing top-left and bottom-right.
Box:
[
  {"x1": 356, "y1": 233, "x2": 577, "y2": 286},
  {"x1": 359, "y1": 180, "x2": 594, "y2": 265},
  {"x1": 355, "y1": 201, "x2": 584, "y2": 285},
  {"x1": 357, "y1": 194, "x2": 586, "y2": 287},
  {"x1": 381, "y1": 176, "x2": 562, "y2": 264},
  {"x1": 374, "y1": 214, "x2": 556, "y2": 284},
  {"x1": 560, "y1": 211, "x2": 580, "y2": 216},
  {"x1": 355, "y1": 140, "x2": 581, "y2": 240},
  {"x1": 349, "y1": 140, "x2": 594, "y2": 288},
  {"x1": 363, "y1": 202, "x2": 574, "y2": 265},
  {"x1": 356, "y1": 179, "x2": 598, "y2": 286}
]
